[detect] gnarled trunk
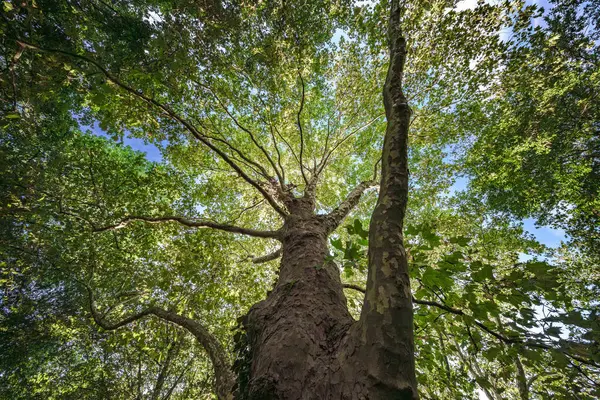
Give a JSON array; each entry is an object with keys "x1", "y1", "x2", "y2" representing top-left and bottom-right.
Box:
[
  {"x1": 242, "y1": 199, "x2": 355, "y2": 399},
  {"x1": 238, "y1": 204, "x2": 416, "y2": 399}
]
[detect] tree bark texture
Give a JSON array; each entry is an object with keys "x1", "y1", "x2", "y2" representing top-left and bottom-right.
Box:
[{"x1": 234, "y1": 1, "x2": 417, "y2": 398}]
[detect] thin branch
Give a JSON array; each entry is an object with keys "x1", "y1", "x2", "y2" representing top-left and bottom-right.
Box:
[
  {"x1": 251, "y1": 248, "x2": 283, "y2": 264},
  {"x1": 9, "y1": 42, "x2": 24, "y2": 110},
  {"x1": 413, "y1": 298, "x2": 600, "y2": 368},
  {"x1": 162, "y1": 361, "x2": 190, "y2": 400},
  {"x1": 296, "y1": 72, "x2": 309, "y2": 185},
  {"x1": 85, "y1": 285, "x2": 235, "y2": 400},
  {"x1": 454, "y1": 336, "x2": 499, "y2": 400},
  {"x1": 343, "y1": 284, "x2": 599, "y2": 368},
  {"x1": 226, "y1": 198, "x2": 265, "y2": 225},
  {"x1": 317, "y1": 113, "x2": 384, "y2": 177},
  {"x1": 373, "y1": 156, "x2": 382, "y2": 182},
  {"x1": 150, "y1": 339, "x2": 180, "y2": 400},
  {"x1": 17, "y1": 40, "x2": 287, "y2": 217},
  {"x1": 320, "y1": 114, "x2": 333, "y2": 166},
  {"x1": 94, "y1": 216, "x2": 281, "y2": 239},
  {"x1": 232, "y1": 67, "x2": 286, "y2": 185},
  {"x1": 197, "y1": 81, "x2": 283, "y2": 183},
  {"x1": 437, "y1": 329, "x2": 452, "y2": 385},
  {"x1": 268, "y1": 121, "x2": 286, "y2": 186},
  {"x1": 569, "y1": 361, "x2": 600, "y2": 388},
  {"x1": 273, "y1": 123, "x2": 302, "y2": 173},
  {"x1": 466, "y1": 324, "x2": 480, "y2": 353},
  {"x1": 515, "y1": 354, "x2": 530, "y2": 400},
  {"x1": 202, "y1": 119, "x2": 271, "y2": 179}
]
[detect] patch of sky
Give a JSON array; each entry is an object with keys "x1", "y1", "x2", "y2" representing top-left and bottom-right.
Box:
[
  {"x1": 456, "y1": 0, "x2": 553, "y2": 45},
  {"x1": 446, "y1": 172, "x2": 567, "y2": 256},
  {"x1": 440, "y1": 144, "x2": 567, "y2": 256},
  {"x1": 144, "y1": 10, "x2": 164, "y2": 25},
  {"x1": 331, "y1": 28, "x2": 350, "y2": 46},
  {"x1": 522, "y1": 218, "x2": 566, "y2": 248},
  {"x1": 83, "y1": 122, "x2": 164, "y2": 163}
]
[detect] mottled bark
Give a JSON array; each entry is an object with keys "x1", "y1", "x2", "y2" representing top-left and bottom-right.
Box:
[
  {"x1": 241, "y1": 197, "x2": 354, "y2": 399},
  {"x1": 335, "y1": 0, "x2": 418, "y2": 397},
  {"x1": 322, "y1": 180, "x2": 378, "y2": 234}
]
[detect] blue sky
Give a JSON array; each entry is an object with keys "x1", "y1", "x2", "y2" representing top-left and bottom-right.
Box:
[
  {"x1": 86, "y1": 124, "x2": 164, "y2": 163},
  {"x1": 449, "y1": 177, "x2": 567, "y2": 249}
]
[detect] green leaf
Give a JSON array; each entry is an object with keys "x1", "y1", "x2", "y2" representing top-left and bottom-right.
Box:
[
  {"x1": 545, "y1": 326, "x2": 562, "y2": 338},
  {"x1": 414, "y1": 288, "x2": 429, "y2": 300},
  {"x1": 330, "y1": 238, "x2": 344, "y2": 251},
  {"x1": 449, "y1": 236, "x2": 470, "y2": 246},
  {"x1": 405, "y1": 225, "x2": 419, "y2": 236},
  {"x1": 352, "y1": 219, "x2": 369, "y2": 239}
]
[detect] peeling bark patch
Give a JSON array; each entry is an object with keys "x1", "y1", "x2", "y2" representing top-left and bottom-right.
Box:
[
  {"x1": 381, "y1": 252, "x2": 392, "y2": 277},
  {"x1": 377, "y1": 286, "x2": 389, "y2": 313}
]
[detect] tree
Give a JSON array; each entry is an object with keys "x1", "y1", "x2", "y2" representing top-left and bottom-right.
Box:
[
  {"x1": 458, "y1": 0, "x2": 600, "y2": 264},
  {"x1": 1, "y1": 0, "x2": 598, "y2": 399}
]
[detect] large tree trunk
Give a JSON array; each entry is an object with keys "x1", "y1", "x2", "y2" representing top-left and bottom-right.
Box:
[
  {"x1": 239, "y1": 199, "x2": 416, "y2": 399},
  {"x1": 242, "y1": 199, "x2": 355, "y2": 399},
  {"x1": 236, "y1": 1, "x2": 417, "y2": 398}
]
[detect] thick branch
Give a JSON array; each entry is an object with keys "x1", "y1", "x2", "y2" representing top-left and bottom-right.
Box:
[
  {"x1": 303, "y1": 173, "x2": 319, "y2": 200},
  {"x1": 322, "y1": 180, "x2": 377, "y2": 233},
  {"x1": 342, "y1": 283, "x2": 366, "y2": 293},
  {"x1": 17, "y1": 40, "x2": 287, "y2": 217},
  {"x1": 86, "y1": 286, "x2": 235, "y2": 400},
  {"x1": 251, "y1": 248, "x2": 283, "y2": 263},
  {"x1": 356, "y1": 1, "x2": 416, "y2": 395},
  {"x1": 94, "y1": 216, "x2": 280, "y2": 239}
]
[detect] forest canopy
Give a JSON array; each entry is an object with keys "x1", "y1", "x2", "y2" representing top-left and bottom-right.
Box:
[{"x1": 1, "y1": 0, "x2": 599, "y2": 399}]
